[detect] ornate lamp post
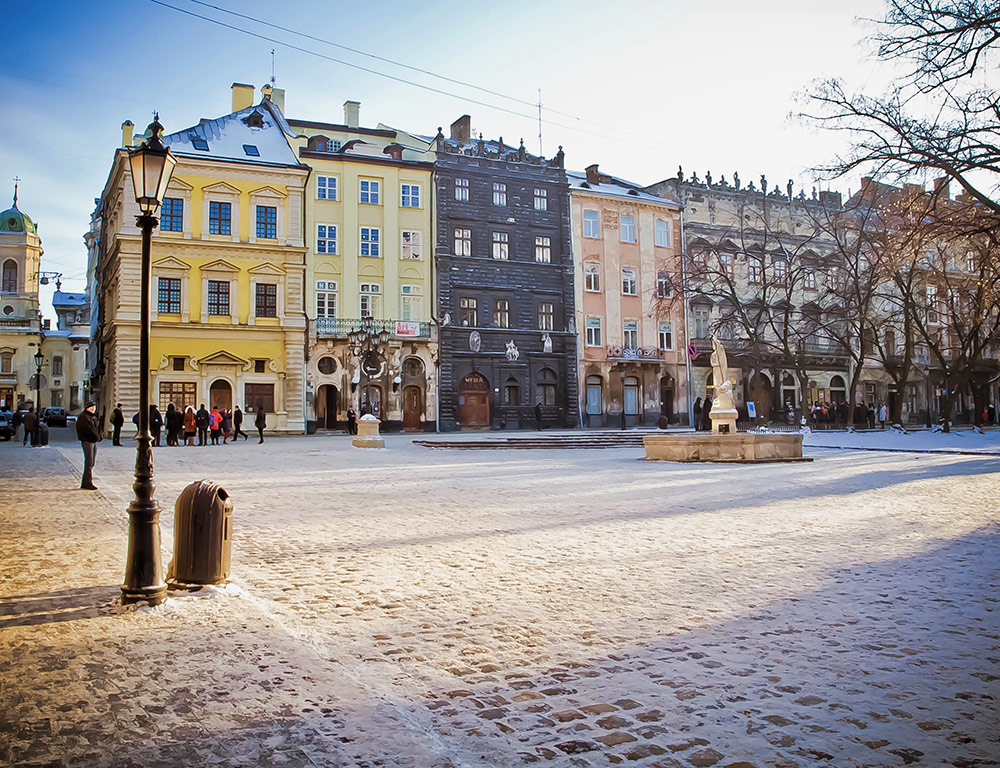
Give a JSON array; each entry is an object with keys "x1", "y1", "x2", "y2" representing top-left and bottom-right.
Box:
[
  {"x1": 32, "y1": 349, "x2": 43, "y2": 441},
  {"x1": 347, "y1": 317, "x2": 391, "y2": 416},
  {"x1": 121, "y1": 115, "x2": 176, "y2": 606}
]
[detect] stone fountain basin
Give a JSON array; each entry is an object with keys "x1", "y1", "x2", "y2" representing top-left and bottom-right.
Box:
[{"x1": 643, "y1": 432, "x2": 811, "y2": 463}]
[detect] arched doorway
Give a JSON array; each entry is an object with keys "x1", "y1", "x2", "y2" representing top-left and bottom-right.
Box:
[
  {"x1": 209, "y1": 379, "x2": 232, "y2": 411},
  {"x1": 317, "y1": 384, "x2": 339, "y2": 429},
  {"x1": 403, "y1": 386, "x2": 423, "y2": 431},
  {"x1": 830, "y1": 375, "x2": 846, "y2": 405},
  {"x1": 748, "y1": 372, "x2": 773, "y2": 420},
  {"x1": 781, "y1": 373, "x2": 797, "y2": 408},
  {"x1": 361, "y1": 384, "x2": 382, "y2": 418},
  {"x1": 458, "y1": 371, "x2": 490, "y2": 427},
  {"x1": 659, "y1": 374, "x2": 675, "y2": 422}
]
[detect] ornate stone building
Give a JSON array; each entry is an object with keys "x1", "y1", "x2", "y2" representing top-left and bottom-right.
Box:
[{"x1": 433, "y1": 117, "x2": 578, "y2": 430}]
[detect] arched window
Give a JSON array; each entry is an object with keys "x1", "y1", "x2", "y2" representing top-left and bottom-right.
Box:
[
  {"x1": 1, "y1": 260, "x2": 16, "y2": 293},
  {"x1": 402, "y1": 357, "x2": 424, "y2": 378},
  {"x1": 536, "y1": 367, "x2": 557, "y2": 406},
  {"x1": 504, "y1": 376, "x2": 521, "y2": 405}
]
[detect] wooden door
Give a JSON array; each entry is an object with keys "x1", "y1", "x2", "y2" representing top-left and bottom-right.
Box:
[
  {"x1": 458, "y1": 372, "x2": 490, "y2": 427},
  {"x1": 403, "y1": 386, "x2": 422, "y2": 431}
]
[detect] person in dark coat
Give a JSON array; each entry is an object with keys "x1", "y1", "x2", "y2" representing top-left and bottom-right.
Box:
[
  {"x1": 149, "y1": 404, "x2": 163, "y2": 447},
  {"x1": 221, "y1": 408, "x2": 233, "y2": 444},
  {"x1": 164, "y1": 403, "x2": 182, "y2": 446},
  {"x1": 535, "y1": 401, "x2": 543, "y2": 430},
  {"x1": 346, "y1": 407, "x2": 357, "y2": 435},
  {"x1": 255, "y1": 406, "x2": 267, "y2": 443},
  {"x1": 232, "y1": 405, "x2": 249, "y2": 441},
  {"x1": 701, "y1": 396, "x2": 713, "y2": 431},
  {"x1": 21, "y1": 407, "x2": 37, "y2": 446},
  {"x1": 76, "y1": 401, "x2": 102, "y2": 490},
  {"x1": 692, "y1": 397, "x2": 703, "y2": 431},
  {"x1": 110, "y1": 403, "x2": 125, "y2": 445},
  {"x1": 196, "y1": 404, "x2": 210, "y2": 446}
]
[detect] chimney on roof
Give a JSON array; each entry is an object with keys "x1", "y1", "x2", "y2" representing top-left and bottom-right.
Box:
[
  {"x1": 121, "y1": 120, "x2": 134, "y2": 148},
  {"x1": 344, "y1": 100, "x2": 360, "y2": 128},
  {"x1": 260, "y1": 84, "x2": 285, "y2": 113},
  {"x1": 232, "y1": 82, "x2": 255, "y2": 112},
  {"x1": 933, "y1": 176, "x2": 950, "y2": 199},
  {"x1": 450, "y1": 115, "x2": 471, "y2": 143},
  {"x1": 585, "y1": 164, "x2": 601, "y2": 185}
]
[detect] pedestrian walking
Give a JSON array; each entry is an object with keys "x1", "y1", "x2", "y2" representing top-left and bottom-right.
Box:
[
  {"x1": 149, "y1": 404, "x2": 163, "y2": 447},
  {"x1": 878, "y1": 402, "x2": 888, "y2": 429},
  {"x1": 535, "y1": 401, "x2": 543, "y2": 430},
  {"x1": 183, "y1": 405, "x2": 197, "y2": 446},
  {"x1": 701, "y1": 397, "x2": 713, "y2": 431},
  {"x1": 232, "y1": 405, "x2": 249, "y2": 441},
  {"x1": 221, "y1": 408, "x2": 233, "y2": 444},
  {"x1": 346, "y1": 406, "x2": 357, "y2": 435},
  {"x1": 11, "y1": 408, "x2": 21, "y2": 442},
  {"x1": 866, "y1": 403, "x2": 876, "y2": 429},
  {"x1": 76, "y1": 401, "x2": 102, "y2": 490},
  {"x1": 255, "y1": 405, "x2": 266, "y2": 443},
  {"x1": 21, "y1": 407, "x2": 36, "y2": 446},
  {"x1": 196, "y1": 403, "x2": 210, "y2": 446},
  {"x1": 210, "y1": 405, "x2": 222, "y2": 445},
  {"x1": 165, "y1": 403, "x2": 182, "y2": 446},
  {"x1": 692, "y1": 397, "x2": 702, "y2": 431},
  {"x1": 111, "y1": 403, "x2": 125, "y2": 446}
]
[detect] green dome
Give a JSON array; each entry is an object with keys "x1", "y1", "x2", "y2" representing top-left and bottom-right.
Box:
[{"x1": 0, "y1": 199, "x2": 35, "y2": 234}]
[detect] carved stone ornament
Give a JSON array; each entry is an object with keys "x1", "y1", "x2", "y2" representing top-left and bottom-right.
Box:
[
  {"x1": 469, "y1": 331, "x2": 482, "y2": 353},
  {"x1": 505, "y1": 340, "x2": 519, "y2": 362},
  {"x1": 542, "y1": 333, "x2": 553, "y2": 353}
]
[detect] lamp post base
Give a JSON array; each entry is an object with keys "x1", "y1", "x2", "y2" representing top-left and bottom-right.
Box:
[{"x1": 121, "y1": 435, "x2": 167, "y2": 606}]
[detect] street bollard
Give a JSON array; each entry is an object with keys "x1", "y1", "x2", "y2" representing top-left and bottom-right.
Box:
[{"x1": 167, "y1": 480, "x2": 233, "y2": 590}]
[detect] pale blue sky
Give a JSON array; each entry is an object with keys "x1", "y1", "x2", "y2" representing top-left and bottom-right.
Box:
[{"x1": 1, "y1": 0, "x2": 890, "y2": 306}]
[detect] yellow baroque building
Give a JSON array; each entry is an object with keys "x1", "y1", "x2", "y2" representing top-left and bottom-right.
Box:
[
  {"x1": 287, "y1": 100, "x2": 438, "y2": 431},
  {"x1": 91, "y1": 85, "x2": 309, "y2": 433}
]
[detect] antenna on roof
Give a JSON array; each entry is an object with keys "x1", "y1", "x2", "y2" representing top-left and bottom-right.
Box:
[
  {"x1": 537, "y1": 89, "x2": 543, "y2": 157},
  {"x1": 270, "y1": 48, "x2": 276, "y2": 85}
]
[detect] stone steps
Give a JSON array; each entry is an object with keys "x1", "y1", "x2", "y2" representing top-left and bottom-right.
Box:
[{"x1": 414, "y1": 434, "x2": 650, "y2": 450}]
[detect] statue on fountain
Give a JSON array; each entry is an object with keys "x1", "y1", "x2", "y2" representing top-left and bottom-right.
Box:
[{"x1": 709, "y1": 335, "x2": 739, "y2": 434}]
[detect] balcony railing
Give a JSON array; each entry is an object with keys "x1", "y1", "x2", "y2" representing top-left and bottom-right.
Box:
[
  {"x1": 314, "y1": 317, "x2": 431, "y2": 339},
  {"x1": 607, "y1": 346, "x2": 662, "y2": 361}
]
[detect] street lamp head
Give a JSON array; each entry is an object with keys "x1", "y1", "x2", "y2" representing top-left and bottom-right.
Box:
[
  {"x1": 34, "y1": 351, "x2": 43, "y2": 367},
  {"x1": 128, "y1": 114, "x2": 177, "y2": 216},
  {"x1": 378, "y1": 330, "x2": 391, "y2": 345}
]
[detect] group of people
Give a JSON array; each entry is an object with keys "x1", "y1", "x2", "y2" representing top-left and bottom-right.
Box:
[
  {"x1": 691, "y1": 396, "x2": 714, "y2": 431},
  {"x1": 809, "y1": 401, "x2": 888, "y2": 429},
  {"x1": 110, "y1": 403, "x2": 267, "y2": 446}
]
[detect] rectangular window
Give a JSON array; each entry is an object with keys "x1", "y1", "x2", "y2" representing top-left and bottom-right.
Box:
[
  {"x1": 583, "y1": 209, "x2": 600, "y2": 238},
  {"x1": 585, "y1": 264, "x2": 601, "y2": 292},
  {"x1": 52, "y1": 356, "x2": 63, "y2": 376},
  {"x1": 659, "y1": 323, "x2": 673, "y2": 350},
  {"x1": 360, "y1": 179, "x2": 381, "y2": 205},
  {"x1": 172, "y1": 356, "x2": 185, "y2": 371},
  {"x1": 693, "y1": 306, "x2": 710, "y2": 337},
  {"x1": 804, "y1": 269, "x2": 816, "y2": 289},
  {"x1": 460, "y1": 297, "x2": 478, "y2": 327},
  {"x1": 161, "y1": 198, "x2": 183, "y2": 232},
  {"x1": 400, "y1": 285, "x2": 422, "y2": 322},
  {"x1": 316, "y1": 280, "x2": 337, "y2": 318},
  {"x1": 657, "y1": 275, "x2": 673, "y2": 298},
  {"x1": 655, "y1": 219, "x2": 671, "y2": 247},
  {"x1": 493, "y1": 299, "x2": 510, "y2": 328},
  {"x1": 400, "y1": 183, "x2": 420, "y2": 208},
  {"x1": 207, "y1": 280, "x2": 230, "y2": 315},
  {"x1": 401, "y1": 230, "x2": 422, "y2": 260},
  {"x1": 360, "y1": 283, "x2": 381, "y2": 318},
  {"x1": 534, "y1": 235, "x2": 551, "y2": 263},
  {"x1": 719, "y1": 253, "x2": 734, "y2": 278},
  {"x1": 208, "y1": 201, "x2": 231, "y2": 235},
  {"x1": 774, "y1": 260, "x2": 788, "y2": 282},
  {"x1": 159, "y1": 381, "x2": 197, "y2": 412},
  {"x1": 254, "y1": 359, "x2": 266, "y2": 373},
  {"x1": 493, "y1": 182, "x2": 507, "y2": 206},
  {"x1": 492, "y1": 232, "x2": 509, "y2": 260},
  {"x1": 244, "y1": 383, "x2": 275, "y2": 413},
  {"x1": 534, "y1": 188, "x2": 548, "y2": 211},
  {"x1": 157, "y1": 277, "x2": 181, "y2": 314},
  {"x1": 538, "y1": 302, "x2": 554, "y2": 331},
  {"x1": 454, "y1": 228, "x2": 471, "y2": 257},
  {"x1": 243, "y1": 144, "x2": 260, "y2": 157},
  {"x1": 748, "y1": 257, "x2": 763, "y2": 285},
  {"x1": 317, "y1": 175, "x2": 338, "y2": 201},
  {"x1": 623, "y1": 320, "x2": 638, "y2": 350},
  {"x1": 926, "y1": 285, "x2": 939, "y2": 324},
  {"x1": 620, "y1": 215, "x2": 636, "y2": 243},
  {"x1": 360, "y1": 227, "x2": 381, "y2": 257},
  {"x1": 622, "y1": 268, "x2": 637, "y2": 296},
  {"x1": 325, "y1": 139, "x2": 342, "y2": 152},
  {"x1": 455, "y1": 177, "x2": 469, "y2": 201},
  {"x1": 586, "y1": 317, "x2": 602, "y2": 347},
  {"x1": 317, "y1": 224, "x2": 337, "y2": 254},
  {"x1": 255, "y1": 205, "x2": 277, "y2": 239},
  {"x1": 255, "y1": 283, "x2": 277, "y2": 317},
  {"x1": 1, "y1": 352, "x2": 11, "y2": 373}
]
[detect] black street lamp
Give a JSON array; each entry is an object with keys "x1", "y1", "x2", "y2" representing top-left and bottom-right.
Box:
[
  {"x1": 121, "y1": 115, "x2": 176, "y2": 606},
  {"x1": 33, "y1": 349, "x2": 43, "y2": 442},
  {"x1": 347, "y1": 317, "x2": 391, "y2": 416}
]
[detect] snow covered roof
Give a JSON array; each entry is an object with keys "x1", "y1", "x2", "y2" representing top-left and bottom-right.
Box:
[
  {"x1": 162, "y1": 100, "x2": 301, "y2": 167},
  {"x1": 52, "y1": 291, "x2": 87, "y2": 306},
  {"x1": 567, "y1": 170, "x2": 680, "y2": 207}
]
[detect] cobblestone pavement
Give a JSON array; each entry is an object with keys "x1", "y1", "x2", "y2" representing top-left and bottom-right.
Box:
[{"x1": 1, "y1": 434, "x2": 998, "y2": 767}]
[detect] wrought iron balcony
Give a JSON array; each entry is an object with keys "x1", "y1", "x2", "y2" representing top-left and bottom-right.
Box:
[{"x1": 314, "y1": 317, "x2": 431, "y2": 339}]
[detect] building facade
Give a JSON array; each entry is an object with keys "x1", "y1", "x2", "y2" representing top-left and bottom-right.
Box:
[
  {"x1": 569, "y1": 165, "x2": 688, "y2": 426},
  {"x1": 90, "y1": 85, "x2": 309, "y2": 433},
  {"x1": 287, "y1": 101, "x2": 437, "y2": 431},
  {"x1": 434, "y1": 117, "x2": 578, "y2": 430}
]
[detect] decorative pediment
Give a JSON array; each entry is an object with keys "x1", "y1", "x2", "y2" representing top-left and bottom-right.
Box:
[
  {"x1": 165, "y1": 177, "x2": 194, "y2": 192},
  {"x1": 152, "y1": 256, "x2": 191, "y2": 272},
  {"x1": 358, "y1": 263, "x2": 381, "y2": 277},
  {"x1": 249, "y1": 185, "x2": 286, "y2": 200},
  {"x1": 248, "y1": 262, "x2": 286, "y2": 276},
  {"x1": 202, "y1": 181, "x2": 241, "y2": 196},
  {"x1": 197, "y1": 350, "x2": 248, "y2": 367},
  {"x1": 200, "y1": 258, "x2": 240, "y2": 274},
  {"x1": 315, "y1": 260, "x2": 341, "y2": 275},
  {"x1": 400, "y1": 267, "x2": 423, "y2": 280}
]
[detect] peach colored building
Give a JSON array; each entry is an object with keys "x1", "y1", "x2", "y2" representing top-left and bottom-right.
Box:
[{"x1": 569, "y1": 165, "x2": 689, "y2": 427}]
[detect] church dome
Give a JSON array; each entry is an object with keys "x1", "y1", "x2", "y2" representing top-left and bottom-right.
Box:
[{"x1": 0, "y1": 187, "x2": 36, "y2": 234}]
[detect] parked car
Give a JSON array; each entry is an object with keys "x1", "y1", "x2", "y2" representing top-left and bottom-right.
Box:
[
  {"x1": 0, "y1": 413, "x2": 13, "y2": 441},
  {"x1": 43, "y1": 407, "x2": 67, "y2": 427}
]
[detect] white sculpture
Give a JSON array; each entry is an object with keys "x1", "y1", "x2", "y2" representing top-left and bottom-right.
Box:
[
  {"x1": 505, "y1": 340, "x2": 519, "y2": 361},
  {"x1": 542, "y1": 333, "x2": 552, "y2": 353},
  {"x1": 709, "y1": 335, "x2": 738, "y2": 434}
]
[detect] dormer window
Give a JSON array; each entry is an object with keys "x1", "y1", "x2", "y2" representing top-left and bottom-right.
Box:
[
  {"x1": 327, "y1": 140, "x2": 341, "y2": 152},
  {"x1": 243, "y1": 110, "x2": 265, "y2": 128},
  {"x1": 190, "y1": 136, "x2": 209, "y2": 151},
  {"x1": 243, "y1": 144, "x2": 260, "y2": 157}
]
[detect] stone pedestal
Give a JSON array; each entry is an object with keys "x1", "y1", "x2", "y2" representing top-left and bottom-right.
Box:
[
  {"x1": 643, "y1": 432, "x2": 809, "y2": 463},
  {"x1": 352, "y1": 415, "x2": 385, "y2": 448},
  {"x1": 710, "y1": 408, "x2": 739, "y2": 435}
]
